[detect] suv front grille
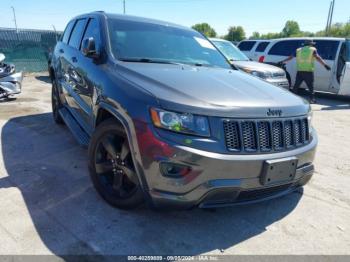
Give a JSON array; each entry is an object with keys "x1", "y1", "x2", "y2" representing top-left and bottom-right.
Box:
[{"x1": 223, "y1": 117, "x2": 310, "y2": 153}]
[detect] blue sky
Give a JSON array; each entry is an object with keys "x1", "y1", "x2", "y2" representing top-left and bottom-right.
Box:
[{"x1": 1, "y1": 0, "x2": 349, "y2": 37}]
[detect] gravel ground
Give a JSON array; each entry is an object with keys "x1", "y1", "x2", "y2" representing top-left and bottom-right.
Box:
[{"x1": 0, "y1": 73, "x2": 350, "y2": 257}]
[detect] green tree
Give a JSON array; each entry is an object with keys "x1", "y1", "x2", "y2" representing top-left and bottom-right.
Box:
[
  {"x1": 315, "y1": 22, "x2": 350, "y2": 37},
  {"x1": 225, "y1": 26, "x2": 246, "y2": 41},
  {"x1": 260, "y1": 32, "x2": 282, "y2": 39},
  {"x1": 250, "y1": 31, "x2": 261, "y2": 39},
  {"x1": 191, "y1": 23, "x2": 217, "y2": 37},
  {"x1": 282, "y1": 20, "x2": 301, "y2": 37}
]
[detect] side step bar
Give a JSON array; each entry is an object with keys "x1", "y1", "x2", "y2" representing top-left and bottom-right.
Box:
[{"x1": 59, "y1": 108, "x2": 90, "y2": 147}]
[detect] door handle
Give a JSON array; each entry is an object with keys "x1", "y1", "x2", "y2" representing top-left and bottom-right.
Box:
[{"x1": 71, "y1": 57, "x2": 78, "y2": 63}]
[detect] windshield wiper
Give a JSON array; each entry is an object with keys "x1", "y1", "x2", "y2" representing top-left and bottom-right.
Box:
[
  {"x1": 118, "y1": 58, "x2": 186, "y2": 66},
  {"x1": 119, "y1": 58, "x2": 223, "y2": 68},
  {"x1": 192, "y1": 63, "x2": 218, "y2": 68}
]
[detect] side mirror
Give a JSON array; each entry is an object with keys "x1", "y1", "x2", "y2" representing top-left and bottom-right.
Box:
[{"x1": 82, "y1": 37, "x2": 100, "y2": 59}]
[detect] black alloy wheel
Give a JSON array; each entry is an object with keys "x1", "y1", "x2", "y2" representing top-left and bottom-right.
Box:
[{"x1": 88, "y1": 119, "x2": 144, "y2": 209}]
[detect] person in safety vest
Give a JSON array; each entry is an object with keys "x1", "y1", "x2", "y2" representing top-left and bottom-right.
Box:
[{"x1": 280, "y1": 40, "x2": 331, "y2": 104}]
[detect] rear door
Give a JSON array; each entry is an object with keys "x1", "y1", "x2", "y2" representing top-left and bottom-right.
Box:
[
  {"x1": 237, "y1": 40, "x2": 257, "y2": 59},
  {"x1": 313, "y1": 40, "x2": 341, "y2": 92},
  {"x1": 337, "y1": 39, "x2": 350, "y2": 95},
  {"x1": 55, "y1": 20, "x2": 75, "y2": 107}
]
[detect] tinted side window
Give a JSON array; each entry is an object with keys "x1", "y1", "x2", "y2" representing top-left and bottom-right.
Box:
[
  {"x1": 314, "y1": 40, "x2": 340, "y2": 60},
  {"x1": 256, "y1": 41, "x2": 270, "y2": 52},
  {"x1": 347, "y1": 40, "x2": 350, "y2": 62},
  {"x1": 62, "y1": 21, "x2": 74, "y2": 44},
  {"x1": 68, "y1": 19, "x2": 87, "y2": 49},
  {"x1": 82, "y1": 18, "x2": 101, "y2": 50},
  {"x1": 268, "y1": 40, "x2": 304, "y2": 56},
  {"x1": 238, "y1": 41, "x2": 256, "y2": 51}
]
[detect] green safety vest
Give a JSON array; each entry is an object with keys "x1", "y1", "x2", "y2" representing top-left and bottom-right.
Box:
[{"x1": 296, "y1": 46, "x2": 316, "y2": 72}]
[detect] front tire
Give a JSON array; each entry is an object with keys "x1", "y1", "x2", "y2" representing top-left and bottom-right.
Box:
[{"x1": 88, "y1": 118, "x2": 144, "y2": 209}]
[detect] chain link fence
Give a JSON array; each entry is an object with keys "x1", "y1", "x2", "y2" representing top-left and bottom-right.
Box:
[{"x1": 0, "y1": 27, "x2": 62, "y2": 72}]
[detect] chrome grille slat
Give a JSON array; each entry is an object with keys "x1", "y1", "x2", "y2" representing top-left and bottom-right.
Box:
[
  {"x1": 242, "y1": 122, "x2": 257, "y2": 151},
  {"x1": 223, "y1": 117, "x2": 310, "y2": 153},
  {"x1": 272, "y1": 121, "x2": 283, "y2": 150},
  {"x1": 284, "y1": 120, "x2": 293, "y2": 147},
  {"x1": 223, "y1": 121, "x2": 240, "y2": 151},
  {"x1": 294, "y1": 119, "x2": 302, "y2": 145},
  {"x1": 258, "y1": 122, "x2": 271, "y2": 151}
]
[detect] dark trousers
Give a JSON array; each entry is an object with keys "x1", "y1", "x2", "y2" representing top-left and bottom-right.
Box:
[{"x1": 293, "y1": 71, "x2": 315, "y2": 99}]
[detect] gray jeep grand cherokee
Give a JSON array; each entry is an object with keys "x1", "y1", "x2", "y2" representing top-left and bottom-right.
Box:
[{"x1": 50, "y1": 12, "x2": 317, "y2": 209}]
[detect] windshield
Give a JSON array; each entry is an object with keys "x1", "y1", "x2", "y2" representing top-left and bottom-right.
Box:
[
  {"x1": 107, "y1": 18, "x2": 231, "y2": 69},
  {"x1": 212, "y1": 40, "x2": 249, "y2": 61}
]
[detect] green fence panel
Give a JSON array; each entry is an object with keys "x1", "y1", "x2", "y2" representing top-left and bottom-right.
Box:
[{"x1": 0, "y1": 27, "x2": 62, "y2": 72}]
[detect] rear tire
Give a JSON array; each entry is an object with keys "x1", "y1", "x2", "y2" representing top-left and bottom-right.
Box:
[
  {"x1": 51, "y1": 79, "x2": 64, "y2": 125},
  {"x1": 88, "y1": 118, "x2": 144, "y2": 209}
]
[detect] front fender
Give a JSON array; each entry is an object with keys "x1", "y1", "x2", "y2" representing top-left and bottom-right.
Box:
[{"x1": 94, "y1": 101, "x2": 151, "y2": 195}]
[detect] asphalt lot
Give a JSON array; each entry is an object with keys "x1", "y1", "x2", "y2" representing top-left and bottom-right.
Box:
[{"x1": 0, "y1": 73, "x2": 350, "y2": 257}]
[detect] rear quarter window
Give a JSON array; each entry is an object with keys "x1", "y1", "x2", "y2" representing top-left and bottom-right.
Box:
[
  {"x1": 314, "y1": 40, "x2": 340, "y2": 60},
  {"x1": 255, "y1": 41, "x2": 270, "y2": 52},
  {"x1": 268, "y1": 40, "x2": 304, "y2": 56},
  {"x1": 238, "y1": 41, "x2": 256, "y2": 51}
]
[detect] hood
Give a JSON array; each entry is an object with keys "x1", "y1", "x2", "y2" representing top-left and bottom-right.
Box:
[
  {"x1": 233, "y1": 61, "x2": 284, "y2": 74},
  {"x1": 116, "y1": 62, "x2": 309, "y2": 118}
]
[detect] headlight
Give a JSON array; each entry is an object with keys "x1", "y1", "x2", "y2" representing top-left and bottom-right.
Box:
[
  {"x1": 251, "y1": 71, "x2": 272, "y2": 79},
  {"x1": 150, "y1": 108, "x2": 210, "y2": 137},
  {"x1": 242, "y1": 68, "x2": 272, "y2": 79}
]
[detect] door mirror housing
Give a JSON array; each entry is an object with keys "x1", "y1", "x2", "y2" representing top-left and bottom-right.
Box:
[{"x1": 82, "y1": 37, "x2": 100, "y2": 59}]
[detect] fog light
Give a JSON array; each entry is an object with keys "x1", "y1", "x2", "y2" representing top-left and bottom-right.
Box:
[{"x1": 160, "y1": 162, "x2": 192, "y2": 178}]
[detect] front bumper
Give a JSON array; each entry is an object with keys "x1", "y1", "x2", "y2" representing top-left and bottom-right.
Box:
[
  {"x1": 265, "y1": 77, "x2": 290, "y2": 88},
  {"x1": 150, "y1": 164, "x2": 313, "y2": 209},
  {"x1": 136, "y1": 125, "x2": 318, "y2": 209}
]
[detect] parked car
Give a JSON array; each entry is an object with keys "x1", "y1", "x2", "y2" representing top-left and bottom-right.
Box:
[
  {"x1": 49, "y1": 12, "x2": 317, "y2": 209},
  {"x1": 238, "y1": 40, "x2": 271, "y2": 61},
  {"x1": 260, "y1": 37, "x2": 350, "y2": 96},
  {"x1": 211, "y1": 38, "x2": 289, "y2": 88}
]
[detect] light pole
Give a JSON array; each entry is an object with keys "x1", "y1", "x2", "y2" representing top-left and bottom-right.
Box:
[
  {"x1": 329, "y1": 0, "x2": 335, "y2": 32},
  {"x1": 11, "y1": 6, "x2": 18, "y2": 32},
  {"x1": 123, "y1": 0, "x2": 126, "y2": 14},
  {"x1": 325, "y1": 0, "x2": 336, "y2": 36},
  {"x1": 52, "y1": 25, "x2": 58, "y2": 42}
]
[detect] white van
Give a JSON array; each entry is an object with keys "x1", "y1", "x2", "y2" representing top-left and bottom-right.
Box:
[
  {"x1": 259, "y1": 37, "x2": 350, "y2": 96},
  {"x1": 238, "y1": 40, "x2": 271, "y2": 61}
]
